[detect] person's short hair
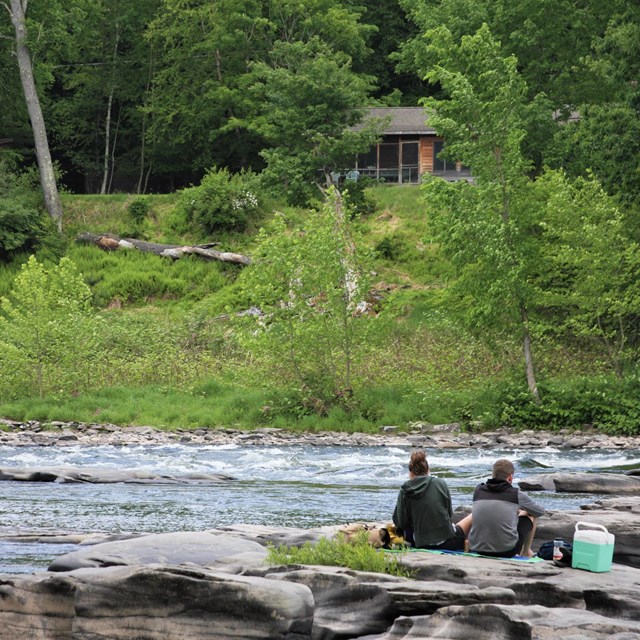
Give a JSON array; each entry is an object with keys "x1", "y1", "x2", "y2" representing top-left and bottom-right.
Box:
[
  {"x1": 492, "y1": 458, "x2": 515, "y2": 480},
  {"x1": 409, "y1": 450, "x2": 429, "y2": 476}
]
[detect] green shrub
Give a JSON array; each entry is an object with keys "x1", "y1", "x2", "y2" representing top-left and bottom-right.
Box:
[
  {"x1": 0, "y1": 201, "x2": 48, "y2": 261},
  {"x1": 0, "y1": 152, "x2": 49, "y2": 261},
  {"x1": 127, "y1": 197, "x2": 150, "y2": 225},
  {"x1": 177, "y1": 167, "x2": 262, "y2": 234},
  {"x1": 374, "y1": 234, "x2": 406, "y2": 260},
  {"x1": 493, "y1": 375, "x2": 640, "y2": 435},
  {"x1": 342, "y1": 177, "x2": 377, "y2": 217},
  {"x1": 267, "y1": 533, "x2": 412, "y2": 577},
  {"x1": 0, "y1": 256, "x2": 103, "y2": 399}
]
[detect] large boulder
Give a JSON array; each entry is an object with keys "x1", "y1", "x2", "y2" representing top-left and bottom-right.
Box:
[
  {"x1": 0, "y1": 565, "x2": 313, "y2": 640},
  {"x1": 519, "y1": 472, "x2": 640, "y2": 494},
  {"x1": 48, "y1": 531, "x2": 267, "y2": 573}
]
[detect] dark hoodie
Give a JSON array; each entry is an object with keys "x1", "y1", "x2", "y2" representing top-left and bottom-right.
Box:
[
  {"x1": 392, "y1": 475, "x2": 456, "y2": 548},
  {"x1": 469, "y1": 477, "x2": 545, "y2": 554}
]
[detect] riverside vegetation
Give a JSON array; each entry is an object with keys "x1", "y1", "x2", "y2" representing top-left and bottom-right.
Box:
[
  {"x1": 2, "y1": 2, "x2": 640, "y2": 434},
  {"x1": 0, "y1": 180, "x2": 638, "y2": 436}
]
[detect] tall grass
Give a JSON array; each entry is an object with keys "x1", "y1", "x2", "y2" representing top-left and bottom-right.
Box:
[
  {"x1": 67, "y1": 245, "x2": 231, "y2": 307},
  {"x1": 0, "y1": 384, "x2": 271, "y2": 429}
]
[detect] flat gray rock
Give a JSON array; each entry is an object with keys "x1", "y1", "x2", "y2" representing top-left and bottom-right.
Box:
[
  {"x1": 393, "y1": 550, "x2": 640, "y2": 621},
  {"x1": 0, "y1": 465, "x2": 234, "y2": 484},
  {"x1": 259, "y1": 565, "x2": 515, "y2": 640},
  {"x1": 520, "y1": 472, "x2": 640, "y2": 494},
  {"x1": 360, "y1": 604, "x2": 640, "y2": 639},
  {"x1": 48, "y1": 531, "x2": 267, "y2": 573},
  {"x1": 1, "y1": 519, "x2": 640, "y2": 640}
]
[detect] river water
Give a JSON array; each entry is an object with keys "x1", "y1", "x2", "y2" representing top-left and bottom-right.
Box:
[{"x1": 0, "y1": 443, "x2": 638, "y2": 573}]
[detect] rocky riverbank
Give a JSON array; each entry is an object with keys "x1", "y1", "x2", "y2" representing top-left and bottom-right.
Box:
[
  {"x1": 2, "y1": 417, "x2": 640, "y2": 450},
  {"x1": 2, "y1": 498, "x2": 640, "y2": 639}
]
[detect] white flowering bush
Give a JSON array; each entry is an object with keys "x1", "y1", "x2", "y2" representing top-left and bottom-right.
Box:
[
  {"x1": 232, "y1": 190, "x2": 259, "y2": 211},
  {"x1": 177, "y1": 167, "x2": 262, "y2": 234}
]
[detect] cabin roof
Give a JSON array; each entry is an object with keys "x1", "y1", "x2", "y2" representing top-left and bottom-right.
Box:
[{"x1": 354, "y1": 107, "x2": 436, "y2": 135}]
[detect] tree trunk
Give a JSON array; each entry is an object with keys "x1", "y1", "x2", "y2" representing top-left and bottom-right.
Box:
[
  {"x1": 107, "y1": 106, "x2": 122, "y2": 194},
  {"x1": 8, "y1": 0, "x2": 63, "y2": 232},
  {"x1": 100, "y1": 26, "x2": 120, "y2": 195},
  {"x1": 76, "y1": 232, "x2": 252, "y2": 265},
  {"x1": 520, "y1": 304, "x2": 541, "y2": 403},
  {"x1": 100, "y1": 87, "x2": 114, "y2": 194}
]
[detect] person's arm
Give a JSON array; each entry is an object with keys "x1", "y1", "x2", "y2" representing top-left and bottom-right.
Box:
[
  {"x1": 393, "y1": 492, "x2": 410, "y2": 529},
  {"x1": 518, "y1": 490, "x2": 545, "y2": 517},
  {"x1": 445, "y1": 483, "x2": 453, "y2": 518}
]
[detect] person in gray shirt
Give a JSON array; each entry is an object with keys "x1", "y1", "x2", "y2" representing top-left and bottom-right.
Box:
[{"x1": 469, "y1": 458, "x2": 545, "y2": 557}]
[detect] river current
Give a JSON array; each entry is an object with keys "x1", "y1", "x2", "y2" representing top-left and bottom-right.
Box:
[{"x1": 1, "y1": 443, "x2": 638, "y2": 573}]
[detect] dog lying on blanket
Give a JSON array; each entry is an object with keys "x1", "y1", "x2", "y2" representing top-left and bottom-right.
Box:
[{"x1": 337, "y1": 522, "x2": 406, "y2": 548}]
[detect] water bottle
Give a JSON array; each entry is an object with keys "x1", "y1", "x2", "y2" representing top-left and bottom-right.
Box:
[{"x1": 553, "y1": 539, "x2": 563, "y2": 561}]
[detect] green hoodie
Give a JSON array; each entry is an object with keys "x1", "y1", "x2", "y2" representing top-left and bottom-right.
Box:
[{"x1": 392, "y1": 475, "x2": 455, "y2": 548}]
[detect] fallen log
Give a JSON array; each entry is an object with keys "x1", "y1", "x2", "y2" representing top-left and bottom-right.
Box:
[{"x1": 76, "y1": 232, "x2": 252, "y2": 265}]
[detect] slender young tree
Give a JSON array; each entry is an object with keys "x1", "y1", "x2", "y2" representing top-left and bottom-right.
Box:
[
  {"x1": 237, "y1": 188, "x2": 377, "y2": 408},
  {"x1": 5, "y1": 0, "x2": 63, "y2": 231},
  {"x1": 421, "y1": 25, "x2": 551, "y2": 401}
]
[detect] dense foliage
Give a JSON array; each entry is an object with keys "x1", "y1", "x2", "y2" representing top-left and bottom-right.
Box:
[{"x1": 1, "y1": 0, "x2": 637, "y2": 197}]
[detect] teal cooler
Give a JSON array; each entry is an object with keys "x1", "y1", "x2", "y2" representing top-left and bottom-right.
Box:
[{"x1": 571, "y1": 522, "x2": 615, "y2": 572}]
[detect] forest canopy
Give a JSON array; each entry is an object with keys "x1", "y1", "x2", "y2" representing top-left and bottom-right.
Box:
[{"x1": 1, "y1": 0, "x2": 638, "y2": 206}]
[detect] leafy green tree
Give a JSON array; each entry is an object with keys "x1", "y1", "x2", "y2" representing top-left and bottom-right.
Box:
[
  {"x1": 0, "y1": 256, "x2": 102, "y2": 399},
  {"x1": 237, "y1": 189, "x2": 378, "y2": 411},
  {"x1": 535, "y1": 171, "x2": 640, "y2": 375},
  {"x1": 549, "y1": 3, "x2": 640, "y2": 225},
  {"x1": 242, "y1": 38, "x2": 380, "y2": 204},
  {"x1": 397, "y1": 0, "x2": 620, "y2": 172},
  {"x1": 145, "y1": 0, "x2": 379, "y2": 194},
  {"x1": 551, "y1": 104, "x2": 640, "y2": 220},
  {"x1": 144, "y1": 0, "x2": 263, "y2": 180},
  {"x1": 355, "y1": 0, "x2": 426, "y2": 103},
  {"x1": 398, "y1": 0, "x2": 615, "y2": 109},
  {"x1": 421, "y1": 25, "x2": 551, "y2": 401},
  {"x1": 47, "y1": 0, "x2": 162, "y2": 193}
]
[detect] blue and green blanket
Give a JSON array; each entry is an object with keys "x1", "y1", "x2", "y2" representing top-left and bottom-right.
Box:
[{"x1": 386, "y1": 548, "x2": 545, "y2": 563}]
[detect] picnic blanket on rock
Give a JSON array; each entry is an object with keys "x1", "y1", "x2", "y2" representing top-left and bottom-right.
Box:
[{"x1": 386, "y1": 548, "x2": 545, "y2": 563}]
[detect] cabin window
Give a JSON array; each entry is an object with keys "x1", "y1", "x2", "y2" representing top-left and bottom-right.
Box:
[{"x1": 433, "y1": 140, "x2": 471, "y2": 176}]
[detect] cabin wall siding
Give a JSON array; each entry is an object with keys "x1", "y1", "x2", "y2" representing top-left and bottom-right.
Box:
[{"x1": 420, "y1": 137, "x2": 435, "y2": 175}]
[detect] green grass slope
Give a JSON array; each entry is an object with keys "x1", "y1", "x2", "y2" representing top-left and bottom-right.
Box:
[{"x1": 0, "y1": 186, "x2": 637, "y2": 434}]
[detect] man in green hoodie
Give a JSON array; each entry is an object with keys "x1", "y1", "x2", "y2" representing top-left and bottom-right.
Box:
[{"x1": 393, "y1": 449, "x2": 472, "y2": 549}]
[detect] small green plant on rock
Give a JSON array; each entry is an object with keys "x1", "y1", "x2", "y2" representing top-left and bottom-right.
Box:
[{"x1": 267, "y1": 532, "x2": 412, "y2": 577}]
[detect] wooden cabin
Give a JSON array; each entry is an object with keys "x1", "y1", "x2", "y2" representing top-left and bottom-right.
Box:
[{"x1": 349, "y1": 107, "x2": 471, "y2": 184}]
